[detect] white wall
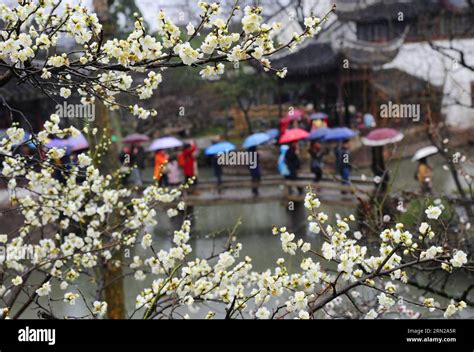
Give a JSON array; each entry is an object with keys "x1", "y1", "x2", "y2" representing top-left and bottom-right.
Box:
[{"x1": 383, "y1": 38, "x2": 474, "y2": 128}]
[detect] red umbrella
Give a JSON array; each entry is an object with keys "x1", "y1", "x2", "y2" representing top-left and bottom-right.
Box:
[
  {"x1": 123, "y1": 133, "x2": 150, "y2": 144},
  {"x1": 279, "y1": 128, "x2": 309, "y2": 144},
  {"x1": 361, "y1": 128, "x2": 404, "y2": 147}
]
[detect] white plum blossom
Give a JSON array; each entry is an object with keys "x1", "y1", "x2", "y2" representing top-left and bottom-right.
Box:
[
  {"x1": 141, "y1": 234, "x2": 153, "y2": 249},
  {"x1": 92, "y1": 301, "x2": 108, "y2": 317},
  {"x1": 450, "y1": 251, "x2": 467, "y2": 267},
  {"x1": 365, "y1": 309, "x2": 378, "y2": 319},
  {"x1": 425, "y1": 205, "x2": 442, "y2": 220},
  {"x1": 60, "y1": 87, "x2": 72, "y2": 99},
  {"x1": 35, "y1": 282, "x2": 52, "y2": 297},
  {"x1": 309, "y1": 222, "x2": 320, "y2": 234},
  {"x1": 378, "y1": 293, "x2": 395, "y2": 309},
  {"x1": 64, "y1": 292, "x2": 80, "y2": 305},
  {"x1": 298, "y1": 310, "x2": 310, "y2": 319},
  {"x1": 176, "y1": 42, "x2": 201, "y2": 66},
  {"x1": 12, "y1": 276, "x2": 23, "y2": 286},
  {"x1": 255, "y1": 307, "x2": 270, "y2": 319},
  {"x1": 444, "y1": 301, "x2": 467, "y2": 318}
]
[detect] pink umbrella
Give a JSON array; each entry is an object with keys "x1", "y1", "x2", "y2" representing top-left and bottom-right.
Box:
[
  {"x1": 123, "y1": 133, "x2": 150, "y2": 144},
  {"x1": 361, "y1": 128, "x2": 404, "y2": 147},
  {"x1": 279, "y1": 128, "x2": 309, "y2": 144}
]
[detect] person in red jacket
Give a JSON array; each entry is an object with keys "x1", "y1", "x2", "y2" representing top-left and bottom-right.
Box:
[{"x1": 179, "y1": 142, "x2": 197, "y2": 184}]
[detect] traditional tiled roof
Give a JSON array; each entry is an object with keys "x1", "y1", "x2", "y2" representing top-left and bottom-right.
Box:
[
  {"x1": 334, "y1": 0, "x2": 442, "y2": 22},
  {"x1": 273, "y1": 42, "x2": 341, "y2": 75},
  {"x1": 273, "y1": 37, "x2": 402, "y2": 76}
]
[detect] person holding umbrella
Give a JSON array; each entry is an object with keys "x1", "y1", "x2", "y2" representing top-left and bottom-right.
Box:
[
  {"x1": 122, "y1": 133, "x2": 149, "y2": 186},
  {"x1": 371, "y1": 146, "x2": 388, "y2": 193},
  {"x1": 248, "y1": 146, "x2": 261, "y2": 196},
  {"x1": 278, "y1": 145, "x2": 290, "y2": 177},
  {"x1": 416, "y1": 158, "x2": 433, "y2": 194},
  {"x1": 336, "y1": 139, "x2": 352, "y2": 186},
  {"x1": 362, "y1": 128, "x2": 404, "y2": 195},
  {"x1": 309, "y1": 140, "x2": 327, "y2": 182},
  {"x1": 167, "y1": 155, "x2": 183, "y2": 186},
  {"x1": 323, "y1": 128, "x2": 358, "y2": 186},
  {"x1": 211, "y1": 155, "x2": 223, "y2": 191},
  {"x1": 205, "y1": 141, "x2": 236, "y2": 193},
  {"x1": 285, "y1": 142, "x2": 302, "y2": 195},
  {"x1": 279, "y1": 128, "x2": 309, "y2": 194},
  {"x1": 154, "y1": 150, "x2": 169, "y2": 186},
  {"x1": 148, "y1": 136, "x2": 183, "y2": 187},
  {"x1": 178, "y1": 142, "x2": 198, "y2": 185},
  {"x1": 412, "y1": 146, "x2": 438, "y2": 194},
  {"x1": 243, "y1": 133, "x2": 270, "y2": 197},
  {"x1": 131, "y1": 144, "x2": 146, "y2": 186}
]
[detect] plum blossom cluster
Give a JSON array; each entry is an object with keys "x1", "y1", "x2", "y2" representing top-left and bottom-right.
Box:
[
  {"x1": 122, "y1": 188, "x2": 469, "y2": 319},
  {"x1": 0, "y1": 0, "x2": 334, "y2": 118}
]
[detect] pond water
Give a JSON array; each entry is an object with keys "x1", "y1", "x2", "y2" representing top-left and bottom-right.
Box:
[{"x1": 16, "y1": 147, "x2": 474, "y2": 318}]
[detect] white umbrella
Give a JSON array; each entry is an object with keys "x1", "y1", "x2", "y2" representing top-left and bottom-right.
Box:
[
  {"x1": 412, "y1": 146, "x2": 438, "y2": 162},
  {"x1": 148, "y1": 137, "x2": 183, "y2": 151}
]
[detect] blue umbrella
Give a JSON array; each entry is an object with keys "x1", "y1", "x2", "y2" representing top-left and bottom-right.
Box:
[
  {"x1": 205, "y1": 141, "x2": 236, "y2": 156},
  {"x1": 322, "y1": 128, "x2": 358, "y2": 142},
  {"x1": 265, "y1": 128, "x2": 279, "y2": 140},
  {"x1": 307, "y1": 128, "x2": 330, "y2": 141},
  {"x1": 243, "y1": 133, "x2": 271, "y2": 149}
]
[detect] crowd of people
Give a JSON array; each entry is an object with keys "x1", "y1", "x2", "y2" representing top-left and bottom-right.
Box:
[
  {"x1": 120, "y1": 142, "x2": 198, "y2": 188},
  {"x1": 119, "y1": 133, "x2": 434, "y2": 199}
]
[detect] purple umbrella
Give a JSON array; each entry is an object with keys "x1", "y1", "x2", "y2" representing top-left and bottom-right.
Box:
[
  {"x1": 68, "y1": 133, "x2": 89, "y2": 152},
  {"x1": 148, "y1": 136, "x2": 183, "y2": 151},
  {"x1": 46, "y1": 134, "x2": 88, "y2": 154},
  {"x1": 307, "y1": 127, "x2": 330, "y2": 141},
  {"x1": 310, "y1": 112, "x2": 328, "y2": 120},
  {"x1": 46, "y1": 139, "x2": 69, "y2": 149}
]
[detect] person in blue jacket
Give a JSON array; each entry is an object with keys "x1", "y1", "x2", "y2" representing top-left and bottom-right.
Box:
[{"x1": 278, "y1": 145, "x2": 290, "y2": 177}]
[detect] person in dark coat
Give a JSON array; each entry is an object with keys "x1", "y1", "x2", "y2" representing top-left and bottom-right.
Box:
[
  {"x1": 211, "y1": 154, "x2": 223, "y2": 193},
  {"x1": 130, "y1": 144, "x2": 145, "y2": 186},
  {"x1": 371, "y1": 146, "x2": 389, "y2": 194},
  {"x1": 248, "y1": 146, "x2": 261, "y2": 196},
  {"x1": 285, "y1": 142, "x2": 302, "y2": 194},
  {"x1": 309, "y1": 141, "x2": 326, "y2": 182},
  {"x1": 336, "y1": 139, "x2": 352, "y2": 186}
]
